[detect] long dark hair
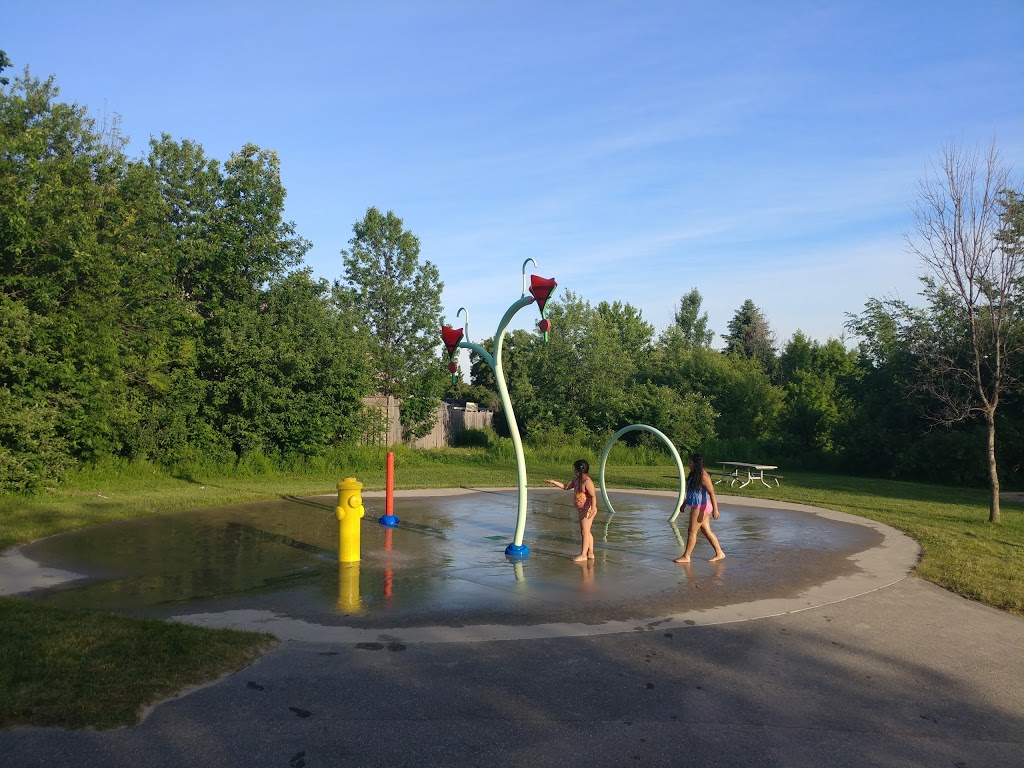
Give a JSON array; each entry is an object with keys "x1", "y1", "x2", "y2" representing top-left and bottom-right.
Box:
[
  {"x1": 686, "y1": 453, "x2": 705, "y2": 491},
  {"x1": 573, "y1": 458, "x2": 590, "y2": 477}
]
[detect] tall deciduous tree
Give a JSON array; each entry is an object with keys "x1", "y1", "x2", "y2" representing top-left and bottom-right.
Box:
[
  {"x1": 777, "y1": 332, "x2": 858, "y2": 454},
  {"x1": 338, "y1": 207, "x2": 445, "y2": 440},
  {"x1": 147, "y1": 136, "x2": 319, "y2": 460},
  {"x1": 527, "y1": 292, "x2": 639, "y2": 437},
  {"x1": 652, "y1": 345, "x2": 782, "y2": 447},
  {"x1": 0, "y1": 69, "x2": 129, "y2": 475},
  {"x1": 595, "y1": 300, "x2": 655, "y2": 363},
  {"x1": 906, "y1": 139, "x2": 1023, "y2": 523},
  {"x1": 208, "y1": 270, "x2": 372, "y2": 457}
]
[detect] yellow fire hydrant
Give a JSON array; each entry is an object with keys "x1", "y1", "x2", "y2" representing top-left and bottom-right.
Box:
[{"x1": 336, "y1": 477, "x2": 365, "y2": 563}]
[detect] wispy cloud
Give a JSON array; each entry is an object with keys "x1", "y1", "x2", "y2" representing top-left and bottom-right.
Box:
[{"x1": 9, "y1": 0, "x2": 1022, "y2": 354}]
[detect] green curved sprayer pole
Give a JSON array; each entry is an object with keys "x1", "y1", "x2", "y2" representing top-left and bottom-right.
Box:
[
  {"x1": 458, "y1": 294, "x2": 535, "y2": 552},
  {"x1": 599, "y1": 424, "x2": 687, "y2": 522}
]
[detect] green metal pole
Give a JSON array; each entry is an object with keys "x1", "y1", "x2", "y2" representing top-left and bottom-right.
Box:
[{"x1": 460, "y1": 295, "x2": 535, "y2": 556}]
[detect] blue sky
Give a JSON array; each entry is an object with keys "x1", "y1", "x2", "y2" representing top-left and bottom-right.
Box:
[{"x1": 8, "y1": 1, "x2": 1024, "y2": 358}]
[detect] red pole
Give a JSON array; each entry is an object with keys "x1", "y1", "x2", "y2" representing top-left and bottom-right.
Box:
[
  {"x1": 386, "y1": 451, "x2": 395, "y2": 518},
  {"x1": 378, "y1": 450, "x2": 400, "y2": 527}
]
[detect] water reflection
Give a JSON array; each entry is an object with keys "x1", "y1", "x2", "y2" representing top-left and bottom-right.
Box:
[
  {"x1": 337, "y1": 562, "x2": 362, "y2": 614},
  {"x1": 574, "y1": 557, "x2": 595, "y2": 593},
  {"x1": 678, "y1": 559, "x2": 726, "y2": 591},
  {"x1": 16, "y1": 489, "x2": 880, "y2": 624}
]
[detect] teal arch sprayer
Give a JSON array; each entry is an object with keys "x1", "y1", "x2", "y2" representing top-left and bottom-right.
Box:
[{"x1": 598, "y1": 424, "x2": 687, "y2": 523}]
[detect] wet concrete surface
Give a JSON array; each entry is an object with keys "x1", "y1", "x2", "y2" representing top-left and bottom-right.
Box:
[{"x1": 4, "y1": 488, "x2": 908, "y2": 641}]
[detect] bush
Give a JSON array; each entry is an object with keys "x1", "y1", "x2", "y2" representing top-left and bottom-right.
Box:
[
  {"x1": 0, "y1": 395, "x2": 72, "y2": 493},
  {"x1": 453, "y1": 427, "x2": 497, "y2": 449},
  {"x1": 702, "y1": 435, "x2": 770, "y2": 467},
  {"x1": 526, "y1": 426, "x2": 591, "y2": 463},
  {"x1": 165, "y1": 442, "x2": 239, "y2": 481},
  {"x1": 896, "y1": 428, "x2": 989, "y2": 486}
]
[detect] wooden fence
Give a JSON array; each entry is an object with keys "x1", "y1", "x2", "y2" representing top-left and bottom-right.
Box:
[{"x1": 361, "y1": 396, "x2": 494, "y2": 449}]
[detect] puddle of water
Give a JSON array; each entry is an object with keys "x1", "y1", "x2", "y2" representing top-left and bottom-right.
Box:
[{"x1": 16, "y1": 489, "x2": 881, "y2": 626}]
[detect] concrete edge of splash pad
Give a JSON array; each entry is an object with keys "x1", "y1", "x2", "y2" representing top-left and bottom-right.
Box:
[{"x1": 168, "y1": 489, "x2": 922, "y2": 645}]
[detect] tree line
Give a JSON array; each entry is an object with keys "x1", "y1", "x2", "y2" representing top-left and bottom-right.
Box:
[
  {"x1": 456, "y1": 136, "x2": 1023, "y2": 521},
  {"x1": 2, "y1": 56, "x2": 1022, "y2": 519},
  {"x1": 0, "y1": 62, "x2": 444, "y2": 492},
  {"x1": 448, "y1": 141, "x2": 1023, "y2": 522}
]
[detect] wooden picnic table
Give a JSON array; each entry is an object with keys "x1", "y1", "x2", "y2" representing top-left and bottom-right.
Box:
[{"x1": 714, "y1": 461, "x2": 782, "y2": 488}]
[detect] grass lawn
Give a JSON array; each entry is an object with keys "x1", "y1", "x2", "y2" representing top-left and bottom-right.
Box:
[{"x1": 1, "y1": 450, "x2": 1021, "y2": 729}]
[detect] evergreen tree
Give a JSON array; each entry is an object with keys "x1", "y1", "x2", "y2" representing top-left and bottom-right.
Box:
[{"x1": 722, "y1": 299, "x2": 777, "y2": 373}]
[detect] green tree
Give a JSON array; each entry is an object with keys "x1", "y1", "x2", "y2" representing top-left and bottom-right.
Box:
[
  {"x1": 338, "y1": 207, "x2": 445, "y2": 440},
  {"x1": 200, "y1": 145, "x2": 316, "y2": 456},
  {"x1": 722, "y1": 299, "x2": 777, "y2": 373},
  {"x1": 468, "y1": 330, "x2": 537, "y2": 435},
  {"x1": 0, "y1": 70, "x2": 130, "y2": 472},
  {"x1": 777, "y1": 332, "x2": 858, "y2": 455},
  {"x1": 845, "y1": 298, "x2": 924, "y2": 477},
  {"x1": 595, "y1": 300, "x2": 655, "y2": 363},
  {"x1": 529, "y1": 292, "x2": 638, "y2": 436},
  {"x1": 628, "y1": 382, "x2": 717, "y2": 454},
  {"x1": 1, "y1": 65, "x2": 368, "y2": 481},
  {"x1": 218, "y1": 144, "x2": 307, "y2": 294},
  {"x1": 662, "y1": 288, "x2": 714, "y2": 348},
  {"x1": 146, "y1": 135, "x2": 222, "y2": 310},
  {"x1": 475, "y1": 293, "x2": 659, "y2": 444},
  {"x1": 651, "y1": 341, "x2": 782, "y2": 448},
  {"x1": 104, "y1": 155, "x2": 207, "y2": 462},
  {"x1": 0, "y1": 297, "x2": 70, "y2": 491},
  {"x1": 146, "y1": 135, "x2": 321, "y2": 461},
  {"x1": 206, "y1": 271, "x2": 372, "y2": 458},
  {"x1": 845, "y1": 297, "x2": 993, "y2": 484}
]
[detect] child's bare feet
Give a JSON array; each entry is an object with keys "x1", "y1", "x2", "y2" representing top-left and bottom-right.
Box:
[
  {"x1": 572, "y1": 555, "x2": 589, "y2": 563},
  {"x1": 709, "y1": 553, "x2": 725, "y2": 562},
  {"x1": 587, "y1": 555, "x2": 595, "y2": 560},
  {"x1": 673, "y1": 556, "x2": 690, "y2": 564}
]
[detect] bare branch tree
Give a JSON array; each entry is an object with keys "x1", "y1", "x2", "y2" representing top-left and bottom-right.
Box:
[{"x1": 905, "y1": 138, "x2": 1023, "y2": 522}]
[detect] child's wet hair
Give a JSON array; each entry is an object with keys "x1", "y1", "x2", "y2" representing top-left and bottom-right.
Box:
[
  {"x1": 687, "y1": 453, "x2": 705, "y2": 488},
  {"x1": 573, "y1": 459, "x2": 590, "y2": 475}
]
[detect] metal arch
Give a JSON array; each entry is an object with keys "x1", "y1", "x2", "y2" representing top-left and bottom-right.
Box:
[
  {"x1": 521, "y1": 258, "x2": 537, "y2": 296},
  {"x1": 598, "y1": 424, "x2": 687, "y2": 523},
  {"x1": 457, "y1": 307, "x2": 470, "y2": 342}
]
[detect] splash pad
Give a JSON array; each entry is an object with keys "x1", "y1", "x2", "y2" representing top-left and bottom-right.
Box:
[{"x1": 1, "y1": 487, "x2": 918, "y2": 642}]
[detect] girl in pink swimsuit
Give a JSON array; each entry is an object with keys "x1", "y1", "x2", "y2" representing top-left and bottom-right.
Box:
[{"x1": 544, "y1": 458, "x2": 598, "y2": 562}]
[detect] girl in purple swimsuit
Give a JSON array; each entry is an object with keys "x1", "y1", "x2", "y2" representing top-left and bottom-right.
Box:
[{"x1": 674, "y1": 453, "x2": 725, "y2": 564}]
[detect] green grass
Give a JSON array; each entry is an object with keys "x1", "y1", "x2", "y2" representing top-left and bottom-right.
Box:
[
  {"x1": 0, "y1": 599, "x2": 273, "y2": 729},
  {"x1": 1, "y1": 448, "x2": 1022, "y2": 729}
]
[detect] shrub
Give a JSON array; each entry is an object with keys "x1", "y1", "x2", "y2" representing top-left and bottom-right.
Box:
[{"x1": 453, "y1": 427, "x2": 496, "y2": 449}]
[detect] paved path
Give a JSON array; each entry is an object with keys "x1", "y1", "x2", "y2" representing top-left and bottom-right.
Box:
[{"x1": 3, "y1": 495, "x2": 1022, "y2": 767}]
